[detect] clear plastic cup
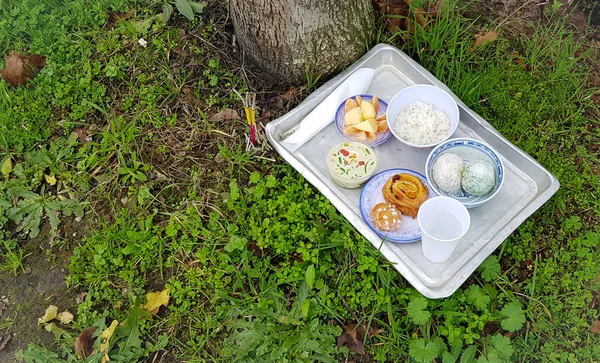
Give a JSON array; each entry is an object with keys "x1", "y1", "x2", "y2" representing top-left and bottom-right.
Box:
[{"x1": 418, "y1": 196, "x2": 471, "y2": 263}]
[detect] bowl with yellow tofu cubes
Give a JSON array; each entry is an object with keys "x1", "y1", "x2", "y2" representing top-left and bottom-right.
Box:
[{"x1": 335, "y1": 94, "x2": 390, "y2": 146}]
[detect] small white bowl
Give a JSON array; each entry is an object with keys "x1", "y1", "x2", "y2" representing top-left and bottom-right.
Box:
[{"x1": 386, "y1": 85, "x2": 460, "y2": 149}]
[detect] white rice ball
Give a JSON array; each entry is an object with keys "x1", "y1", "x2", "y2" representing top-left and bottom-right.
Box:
[
  {"x1": 462, "y1": 159, "x2": 496, "y2": 196},
  {"x1": 432, "y1": 153, "x2": 464, "y2": 195}
]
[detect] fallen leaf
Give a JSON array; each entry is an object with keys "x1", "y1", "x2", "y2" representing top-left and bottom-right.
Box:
[
  {"x1": 75, "y1": 292, "x2": 88, "y2": 305},
  {"x1": 57, "y1": 310, "x2": 74, "y2": 324},
  {"x1": 591, "y1": 320, "x2": 600, "y2": 334},
  {"x1": 0, "y1": 334, "x2": 10, "y2": 352},
  {"x1": 280, "y1": 86, "x2": 298, "y2": 101},
  {"x1": 512, "y1": 53, "x2": 530, "y2": 71},
  {"x1": 0, "y1": 298, "x2": 7, "y2": 319},
  {"x1": 142, "y1": 288, "x2": 170, "y2": 314},
  {"x1": 74, "y1": 129, "x2": 89, "y2": 142},
  {"x1": 208, "y1": 109, "x2": 240, "y2": 121},
  {"x1": 1, "y1": 52, "x2": 46, "y2": 87},
  {"x1": 377, "y1": 2, "x2": 409, "y2": 34},
  {"x1": 469, "y1": 29, "x2": 499, "y2": 53},
  {"x1": 426, "y1": 0, "x2": 444, "y2": 16},
  {"x1": 75, "y1": 327, "x2": 96, "y2": 359},
  {"x1": 1, "y1": 158, "x2": 12, "y2": 179},
  {"x1": 105, "y1": 12, "x2": 132, "y2": 29},
  {"x1": 336, "y1": 322, "x2": 385, "y2": 355},
  {"x1": 413, "y1": 6, "x2": 428, "y2": 29},
  {"x1": 45, "y1": 174, "x2": 57, "y2": 186},
  {"x1": 100, "y1": 320, "x2": 118, "y2": 363},
  {"x1": 38, "y1": 305, "x2": 58, "y2": 324}
]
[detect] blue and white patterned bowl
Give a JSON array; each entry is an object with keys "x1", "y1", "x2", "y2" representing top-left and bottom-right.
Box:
[
  {"x1": 425, "y1": 138, "x2": 504, "y2": 208},
  {"x1": 359, "y1": 168, "x2": 437, "y2": 243},
  {"x1": 335, "y1": 95, "x2": 391, "y2": 146}
]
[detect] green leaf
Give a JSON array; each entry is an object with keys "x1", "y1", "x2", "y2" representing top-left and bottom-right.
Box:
[
  {"x1": 476, "y1": 352, "x2": 502, "y2": 363},
  {"x1": 460, "y1": 345, "x2": 477, "y2": 363},
  {"x1": 45, "y1": 207, "x2": 60, "y2": 232},
  {"x1": 466, "y1": 285, "x2": 491, "y2": 310},
  {"x1": 409, "y1": 338, "x2": 440, "y2": 362},
  {"x1": 161, "y1": 3, "x2": 173, "y2": 23},
  {"x1": 479, "y1": 256, "x2": 501, "y2": 282},
  {"x1": 136, "y1": 171, "x2": 147, "y2": 181},
  {"x1": 500, "y1": 302, "x2": 525, "y2": 332},
  {"x1": 175, "y1": 0, "x2": 195, "y2": 21},
  {"x1": 407, "y1": 296, "x2": 431, "y2": 325},
  {"x1": 443, "y1": 351, "x2": 457, "y2": 363},
  {"x1": 189, "y1": 1, "x2": 206, "y2": 13},
  {"x1": 249, "y1": 172, "x2": 260, "y2": 184},
  {"x1": 114, "y1": 307, "x2": 148, "y2": 354},
  {"x1": 225, "y1": 235, "x2": 247, "y2": 252},
  {"x1": 305, "y1": 264, "x2": 315, "y2": 289},
  {"x1": 2, "y1": 157, "x2": 12, "y2": 178},
  {"x1": 301, "y1": 299, "x2": 310, "y2": 317},
  {"x1": 489, "y1": 334, "x2": 513, "y2": 358},
  {"x1": 15, "y1": 344, "x2": 68, "y2": 362}
]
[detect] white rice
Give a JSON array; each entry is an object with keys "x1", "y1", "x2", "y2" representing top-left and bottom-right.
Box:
[{"x1": 394, "y1": 101, "x2": 450, "y2": 145}]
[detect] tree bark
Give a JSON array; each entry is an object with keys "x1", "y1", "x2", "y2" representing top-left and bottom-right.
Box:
[{"x1": 231, "y1": 0, "x2": 374, "y2": 83}]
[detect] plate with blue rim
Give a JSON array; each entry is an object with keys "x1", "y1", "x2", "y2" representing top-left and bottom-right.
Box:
[
  {"x1": 334, "y1": 94, "x2": 391, "y2": 146},
  {"x1": 360, "y1": 168, "x2": 437, "y2": 243}
]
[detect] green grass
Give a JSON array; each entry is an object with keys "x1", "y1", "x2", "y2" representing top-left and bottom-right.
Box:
[{"x1": 2, "y1": 0, "x2": 600, "y2": 362}]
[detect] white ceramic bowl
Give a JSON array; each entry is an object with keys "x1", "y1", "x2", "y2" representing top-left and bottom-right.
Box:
[
  {"x1": 386, "y1": 85, "x2": 460, "y2": 149},
  {"x1": 425, "y1": 138, "x2": 505, "y2": 208}
]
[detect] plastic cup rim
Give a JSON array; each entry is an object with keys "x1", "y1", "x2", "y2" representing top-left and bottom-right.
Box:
[{"x1": 418, "y1": 196, "x2": 471, "y2": 243}]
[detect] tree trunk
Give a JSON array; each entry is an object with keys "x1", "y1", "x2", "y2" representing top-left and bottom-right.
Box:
[{"x1": 231, "y1": 0, "x2": 374, "y2": 83}]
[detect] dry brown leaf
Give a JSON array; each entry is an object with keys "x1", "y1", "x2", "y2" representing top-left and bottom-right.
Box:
[
  {"x1": 591, "y1": 320, "x2": 600, "y2": 334},
  {"x1": 1, "y1": 52, "x2": 46, "y2": 87},
  {"x1": 377, "y1": 2, "x2": 409, "y2": 34},
  {"x1": 208, "y1": 109, "x2": 240, "y2": 122},
  {"x1": 0, "y1": 334, "x2": 10, "y2": 352},
  {"x1": 469, "y1": 29, "x2": 499, "y2": 53},
  {"x1": 413, "y1": 7, "x2": 428, "y2": 29},
  {"x1": 142, "y1": 288, "x2": 170, "y2": 314},
  {"x1": 75, "y1": 292, "x2": 88, "y2": 305},
  {"x1": 280, "y1": 86, "x2": 298, "y2": 101},
  {"x1": 75, "y1": 327, "x2": 96, "y2": 359},
  {"x1": 336, "y1": 322, "x2": 385, "y2": 355},
  {"x1": 512, "y1": 53, "x2": 530, "y2": 71},
  {"x1": 427, "y1": 0, "x2": 444, "y2": 17}
]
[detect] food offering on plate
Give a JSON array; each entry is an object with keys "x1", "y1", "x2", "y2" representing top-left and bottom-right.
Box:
[
  {"x1": 370, "y1": 203, "x2": 402, "y2": 232},
  {"x1": 432, "y1": 155, "x2": 495, "y2": 196},
  {"x1": 381, "y1": 173, "x2": 429, "y2": 218},
  {"x1": 360, "y1": 169, "x2": 436, "y2": 243},
  {"x1": 393, "y1": 101, "x2": 450, "y2": 146},
  {"x1": 431, "y1": 153, "x2": 464, "y2": 195},
  {"x1": 425, "y1": 138, "x2": 504, "y2": 208},
  {"x1": 461, "y1": 159, "x2": 496, "y2": 196},
  {"x1": 335, "y1": 95, "x2": 391, "y2": 146},
  {"x1": 326, "y1": 141, "x2": 377, "y2": 189},
  {"x1": 386, "y1": 85, "x2": 459, "y2": 149}
]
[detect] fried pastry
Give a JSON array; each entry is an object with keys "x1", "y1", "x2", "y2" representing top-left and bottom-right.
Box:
[
  {"x1": 382, "y1": 173, "x2": 428, "y2": 218},
  {"x1": 371, "y1": 203, "x2": 402, "y2": 232}
]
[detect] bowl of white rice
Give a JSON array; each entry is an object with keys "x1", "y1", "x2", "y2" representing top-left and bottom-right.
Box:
[{"x1": 386, "y1": 85, "x2": 459, "y2": 149}]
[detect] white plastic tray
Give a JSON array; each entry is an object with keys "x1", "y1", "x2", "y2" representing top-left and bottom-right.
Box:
[{"x1": 265, "y1": 44, "x2": 559, "y2": 298}]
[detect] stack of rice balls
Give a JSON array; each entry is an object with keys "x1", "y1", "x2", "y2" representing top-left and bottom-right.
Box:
[{"x1": 431, "y1": 153, "x2": 496, "y2": 196}]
